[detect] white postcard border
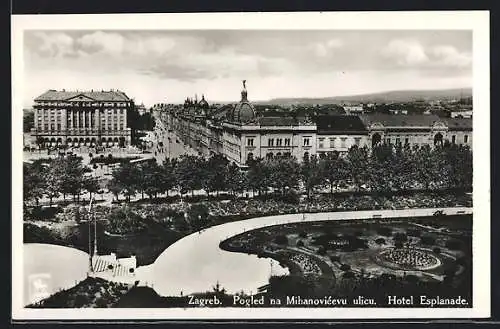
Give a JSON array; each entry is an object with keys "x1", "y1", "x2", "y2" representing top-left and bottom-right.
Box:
[{"x1": 11, "y1": 11, "x2": 490, "y2": 320}]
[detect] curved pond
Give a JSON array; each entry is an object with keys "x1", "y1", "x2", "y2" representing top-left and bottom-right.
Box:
[
  {"x1": 135, "y1": 207, "x2": 471, "y2": 297},
  {"x1": 23, "y1": 243, "x2": 90, "y2": 306}
]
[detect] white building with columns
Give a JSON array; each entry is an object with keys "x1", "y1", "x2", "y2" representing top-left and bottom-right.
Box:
[{"x1": 32, "y1": 89, "x2": 133, "y2": 147}]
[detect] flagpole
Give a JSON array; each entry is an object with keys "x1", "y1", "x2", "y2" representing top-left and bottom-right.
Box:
[{"x1": 88, "y1": 195, "x2": 95, "y2": 272}]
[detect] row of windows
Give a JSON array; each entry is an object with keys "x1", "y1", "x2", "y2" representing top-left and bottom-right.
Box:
[
  {"x1": 37, "y1": 123, "x2": 126, "y2": 130},
  {"x1": 246, "y1": 137, "x2": 314, "y2": 147},
  {"x1": 38, "y1": 109, "x2": 126, "y2": 115},
  {"x1": 318, "y1": 137, "x2": 362, "y2": 149}
]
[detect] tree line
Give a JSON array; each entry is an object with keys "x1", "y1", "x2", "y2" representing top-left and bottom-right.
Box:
[
  {"x1": 24, "y1": 155, "x2": 100, "y2": 206},
  {"x1": 23, "y1": 143, "x2": 472, "y2": 206},
  {"x1": 105, "y1": 143, "x2": 472, "y2": 202}
]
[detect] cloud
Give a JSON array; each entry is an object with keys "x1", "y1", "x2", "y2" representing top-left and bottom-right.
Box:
[
  {"x1": 29, "y1": 32, "x2": 76, "y2": 58},
  {"x1": 77, "y1": 31, "x2": 126, "y2": 56},
  {"x1": 311, "y1": 38, "x2": 343, "y2": 57},
  {"x1": 430, "y1": 45, "x2": 471, "y2": 68},
  {"x1": 382, "y1": 39, "x2": 429, "y2": 65},
  {"x1": 381, "y1": 39, "x2": 472, "y2": 69}
]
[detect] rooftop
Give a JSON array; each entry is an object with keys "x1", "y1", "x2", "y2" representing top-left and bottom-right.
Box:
[
  {"x1": 359, "y1": 113, "x2": 444, "y2": 127},
  {"x1": 316, "y1": 115, "x2": 367, "y2": 133},
  {"x1": 35, "y1": 89, "x2": 131, "y2": 102}
]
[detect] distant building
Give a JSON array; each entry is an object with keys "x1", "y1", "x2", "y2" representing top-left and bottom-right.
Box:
[
  {"x1": 359, "y1": 113, "x2": 472, "y2": 148},
  {"x1": 450, "y1": 108, "x2": 473, "y2": 118},
  {"x1": 316, "y1": 115, "x2": 368, "y2": 157},
  {"x1": 388, "y1": 109, "x2": 408, "y2": 115},
  {"x1": 343, "y1": 105, "x2": 364, "y2": 115},
  {"x1": 32, "y1": 89, "x2": 133, "y2": 147},
  {"x1": 164, "y1": 83, "x2": 473, "y2": 166},
  {"x1": 136, "y1": 102, "x2": 150, "y2": 116},
  {"x1": 167, "y1": 82, "x2": 317, "y2": 166}
]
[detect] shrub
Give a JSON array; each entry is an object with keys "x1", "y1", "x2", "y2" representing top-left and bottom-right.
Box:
[
  {"x1": 375, "y1": 238, "x2": 385, "y2": 245},
  {"x1": 394, "y1": 241, "x2": 404, "y2": 249},
  {"x1": 343, "y1": 271, "x2": 355, "y2": 279},
  {"x1": 317, "y1": 246, "x2": 327, "y2": 255},
  {"x1": 406, "y1": 229, "x2": 422, "y2": 237},
  {"x1": 296, "y1": 240, "x2": 304, "y2": 247},
  {"x1": 298, "y1": 231, "x2": 307, "y2": 239},
  {"x1": 274, "y1": 235, "x2": 288, "y2": 245},
  {"x1": 340, "y1": 264, "x2": 351, "y2": 271},
  {"x1": 420, "y1": 234, "x2": 436, "y2": 245},
  {"x1": 393, "y1": 232, "x2": 408, "y2": 243},
  {"x1": 330, "y1": 255, "x2": 341, "y2": 263},
  {"x1": 445, "y1": 238, "x2": 463, "y2": 250},
  {"x1": 377, "y1": 226, "x2": 392, "y2": 236},
  {"x1": 432, "y1": 247, "x2": 441, "y2": 254}
]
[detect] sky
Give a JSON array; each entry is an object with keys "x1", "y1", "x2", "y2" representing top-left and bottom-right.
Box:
[{"x1": 24, "y1": 30, "x2": 472, "y2": 108}]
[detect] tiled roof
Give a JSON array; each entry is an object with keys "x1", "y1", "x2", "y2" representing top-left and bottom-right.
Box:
[
  {"x1": 316, "y1": 115, "x2": 367, "y2": 133},
  {"x1": 359, "y1": 113, "x2": 444, "y2": 127},
  {"x1": 444, "y1": 118, "x2": 473, "y2": 130},
  {"x1": 34, "y1": 90, "x2": 130, "y2": 102},
  {"x1": 258, "y1": 116, "x2": 296, "y2": 126}
]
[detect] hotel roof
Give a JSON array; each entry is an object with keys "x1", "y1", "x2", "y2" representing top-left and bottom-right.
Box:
[
  {"x1": 35, "y1": 90, "x2": 131, "y2": 102},
  {"x1": 316, "y1": 115, "x2": 367, "y2": 134},
  {"x1": 359, "y1": 113, "x2": 444, "y2": 127},
  {"x1": 444, "y1": 117, "x2": 473, "y2": 130}
]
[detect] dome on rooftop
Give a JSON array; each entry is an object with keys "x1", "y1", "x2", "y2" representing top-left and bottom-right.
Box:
[{"x1": 229, "y1": 80, "x2": 256, "y2": 123}]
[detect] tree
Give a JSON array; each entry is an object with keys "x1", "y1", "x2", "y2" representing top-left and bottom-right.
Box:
[
  {"x1": 23, "y1": 111, "x2": 34, "y2": 133},
  {"x1": 137, "y1": 160, "x2": 163, "y2": 199},
  {"x1": 175, "y1": 155, "x2": 203, "y2": 197},
  {"x1": 247, "y1": 158, "x2": 269, "y2": 196},
  {"x1": 83, "y1": 177, "x2": 100, "y2": 200},
  {"x1": 226, "y1": 163, "x2": 247, "y2": 196},
  {"x1": 345, "y1": 146, "x2": 369, "y2": 191},
  {"x1": 320, "y1": 154, "x2": 348, "y2": 194},
  {"x1": 269, "y1": 157, "x2": 300, "y2": 195},
  {"x1": 203, "y1": 154, "x2": 229, "y2": 196},
  {"x1": 55, "y1": 155, "x2": 89, "y2": 201},
  {"x1": 23, "y1": 162, "x2": 46, "y2": 205},
  {"x1": 160, "y1": 158, "x2": 176, "y2": 197},
  {"x1": 107, "y1": 162, "x2": 141, "y2": 202},
  {"x1": 300, "y1": 155, "x2": 321, "y2": 199}
]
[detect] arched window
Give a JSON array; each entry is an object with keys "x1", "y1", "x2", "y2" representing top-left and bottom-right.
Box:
[
  {"x1": 372, "y1": 133, "x2": 381, "y2": 147},
  {"x1": 434, "y1": 133, "x2": 443, "y2": 146}
]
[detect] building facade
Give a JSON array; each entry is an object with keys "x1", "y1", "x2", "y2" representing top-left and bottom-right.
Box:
[
  {"x1": 163, "y1": 82, "x2": 473, "y2": 167},
  {"x1": 32, "y1": 90, "x2": 133, "y2": 147}
]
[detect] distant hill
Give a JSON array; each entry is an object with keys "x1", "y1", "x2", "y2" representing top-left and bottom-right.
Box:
[{"x1": 257, "y1": 88, "x2": 472, "y2": 105}]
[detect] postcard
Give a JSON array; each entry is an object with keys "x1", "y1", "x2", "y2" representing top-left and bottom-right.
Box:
[{"x1": 12, "y1": 11, "x2": 490, "y2": 320}]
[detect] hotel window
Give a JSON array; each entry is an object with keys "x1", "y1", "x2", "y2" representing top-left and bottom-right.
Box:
[
  {"x1": 114, "y1": 109, "x2": 118, "y2": 114},
  {"x1": 318, "y1": 137, "x2": 325, "y2": 149},
  {"x1": 303, "y1": 137, "x2": 310, "y2": 146},
  {"x1": 247, "y1": 138, "x2": 254, "y2": 147},
  {"x1": 284, "y1": 138, "x2": 291, "y2": 146},
  {"x1": 57, "y1": 124, "x2": 61, "y2": 130},
  {"x1": 114, "y1": 124, "x2": 118, "y2": 130},
  {"x1": 341, "y1": 138, "x2": 347, "y2": 148},
  {"x1": 329, "y1": 138, "x2": 335, "y2": 148},
  {"x1": 405, "y1": 138, "x2": 409, "y2": 145},
  {"x1": 354, "y1": 138, "x2": 361, "y2": 146},
  {"x1": 268, "y1": 138, "x2": 274, "y2": 147},
  {"x1": 395, "y1": 138, "x2": 401, "y2": 146},
  {"x1": 44, "y1": 124, "x2": 48, "y2": 131},
  {"x1": 276, "y1": 138, "x2": 283, "y2": 146},
  {"x1": 452, "y1": 135, "x2": 456, "y2": 144},
  {"x1": 464, "y1": 135, "x2": 469, "y2": 143}
]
